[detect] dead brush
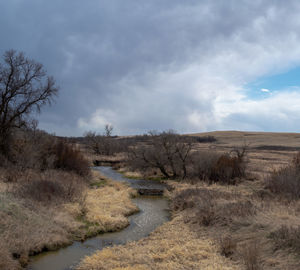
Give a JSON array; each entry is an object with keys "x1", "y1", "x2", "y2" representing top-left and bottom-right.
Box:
[
  {"x1": 210, "y1": 152, "x2": 246, "y2": 184},
  {"x1": 265, "y1": 166, "x2": 300, "y2": 199},
  {"x1": 188, "y1": 147, "x2": 247, "y2": 184},
  {"x1": 0, "y1": 240, "x2": 21, "y2": 270},
  {"x1": 194, "y1": 199, "x2": 215, "y2": 226},
  {"x1": 172, "y1": 187, "x2": 256, "y2": 227},
  {"x1": 239, "y1": 240, "x2": 261, "y2": 270},
  {"x1": 219, "y1": 201, "x2": 256, "y2": 219},
  {"x1": 265, "y1": 151, "x2": 300, "y2": 199},
  {"x1": 293, "y1": 151, "x2": 300, "y2": 168},
  {"x1": 171, "y1": 188, "x2": 214, "y2": 211},
  {"x1": 15, "y1": 170, "x2": 86, "y2": 205},
  {"x1": 51, "y1": 140, "x2": 91, "y2": 177},
  {"x1": 269, "y1": 225, "x2": 300, "y2": 254},
  {"x1": 219, "y1": 235, "x2": 237, "y2": 257}
]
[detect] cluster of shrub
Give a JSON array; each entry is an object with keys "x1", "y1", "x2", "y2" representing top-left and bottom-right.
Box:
[
  {"x1": 0, "y1": 50, "x2": 92, "y2": 205},
  {"x1": 266, "y1": 151, "x2": 300, "y2": 199},
  {"x1": 1, "y1": 128, "x2": 90, "y2": 204},
  {"x1": 171, "y1": 187, "x2": 260, "y2": 269},
  {"x1": 84, "y1": 131, "x2": 129, "y2": 156},
  {"x1": 125, "y1": 131, "x2": 246, "y2": 184}
]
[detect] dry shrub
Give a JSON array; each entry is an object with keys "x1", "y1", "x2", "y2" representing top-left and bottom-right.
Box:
[
  {"x1": 194, "y1": 200, "x2": 216, "y2": 226},
  {"x1": 15, "y1": 171, "x2": 86, "y2": 204},
  {"x1": 265, "y1": 151, "x2": 300, "y2": 199},
  {"x1": 126, "y1": 131, "x2": 194, "y2": 179},
  {"x1": 194, "y1": 135, "x2": 217, "y2": 143},
  {"x1": 84, "y1": 132, "x2": 130, "y2": 156},
  {"x1": 6, "y1": 129, "x2": 55, "y2": 170},
  {"x1": 266, "y1": 167, "x2": 300, "y2": 199},
  {"x1": 189, "y1": 151, "x2": 221, "y2": 182},
  {"x1": 0, "y1": 242, "x2": 20, "y2": 270},
  {"x1": 210, "y1": 153, "x2": 246, "y2": 184},
  {"x1": 171, "y1": 188, "x2": 216, "y2": 226},
  {"x1": 2, "y1": 131, "x2": 90, "y2": 177},
  {"x1": 127, "y1": 133, "x2": 246, "y2": 183},
  {"x1": 269, "y1": 225, "x2": 300, "y2": 254},
  {"x1": 240, "y1": 240, "x2": 261, "y2": 270},
  {"x1": 219, "y1": 201, "x2": 256, "y2": 219},
  {"x1": 171, "y1": 188, "x2": 214, "y2": 211},
  {"x1": 2, "y1": 168, "x2": 23, "y2": 184},
  {"x1": 0, "y1": 191, "x2": 74, "y2": 269},
  {"x1": 200, "y1": 200, "x2": 255, "y2": 226},
  {"x1": 0, "y1": 153, "x2": 10, "y2": 168},
  {"x1": 51, "y1": 141, "x2": 90, "y2": 177},
  {"x1": 219, "y1": 235, "x2": 237, "y2": 257},
  {"x1": 293, "y1": 151, "x2": 300, "y2": 167},
  {"x1": 172, "y1": 188, "x2": 255, "y2": 227},
  {"x1": 189, "y1": 148, "x2": 247, "y2": 185}
]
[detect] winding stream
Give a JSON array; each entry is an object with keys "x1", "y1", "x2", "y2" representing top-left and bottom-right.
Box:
[{"x1": 27, "y1": 167, "x2": 169, "y2": 270}]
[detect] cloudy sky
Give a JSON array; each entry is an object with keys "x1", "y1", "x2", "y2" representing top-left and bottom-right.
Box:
[{"x1": 1, "y1": 0, "x2": 300, "y2": 136}]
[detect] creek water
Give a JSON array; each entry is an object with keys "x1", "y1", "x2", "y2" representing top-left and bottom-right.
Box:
[{"x1": 27, "y1": 167, "x2": 169, "y2": 270}]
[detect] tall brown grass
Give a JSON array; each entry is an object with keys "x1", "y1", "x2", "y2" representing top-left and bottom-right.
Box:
[
  {"x1": 171, "y1": 187, "x2": 255, "y2": 227},
  {"x1": 240, "y1": 240, "x2": 261, "y2": 270},
  {"x1": 266, "y1": 151, "x2": 300, "y2": 199},
  {"x1": 15, "y1": 170, "x2": 86, "y2": 205},
  {"x1": 51, "y1": 141, "x2": 90, "y2": 177},
  {"x1": 269, "y1": 225, "x2": 300, "y2": 254},
  {"x1": 189, "y1": 149, "x2": 247, "y2": 184}
]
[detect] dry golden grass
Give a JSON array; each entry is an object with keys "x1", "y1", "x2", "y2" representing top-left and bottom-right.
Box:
[
  {"x1": 83, "y1": 173, "x2": 138, "y2": 233},
  {"x1": 0, "y1": 191, "x2": 74, "y2": 269},
  {"x1": 77, "y1": 214, "x2": 240, "y2": 270},
  {"x1": 190, "y1": 131, "x2": 300, "y2": 179},
  {"x1": 170, "y1": 181, "x2": 300, "y2": 269},
  {"x1": 0, "y1": 170, "x2": 137, "y2": 270},
  {"x1": 77, "y1": 131, "x2": 300, "y2": 270},
  {"x1": 192, "y1": 131, "x2": 300, "y2": 148},
  {"x1": 118, "y1": 168, "x2": 143, "y2": 179},
  {"x1": 78, "y1": 180, "x2": 300, "y2": 269}
]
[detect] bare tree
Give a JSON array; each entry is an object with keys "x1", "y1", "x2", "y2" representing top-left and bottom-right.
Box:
[
  {"x1": 104, "y1": 124, "x2": 113, "y2": 137},
  {"x1": 84, "y1": 125, "x2": 124, "y2": 156},
  {"x1": 128, "y1": 131, "x2": 194, "y2": 179},
  {"x1": 0, "y1": 50, "x2": 58, "y2": 155}
]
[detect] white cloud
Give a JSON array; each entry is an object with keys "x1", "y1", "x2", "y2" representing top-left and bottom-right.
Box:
[
  {"x1": 215, "y1": 89, "x2": 300, "y2": 131},
  {"x1": 78, "y1": 109, "x2": 115, "y2": 133},
  {"x1": 3, "y1": 1, "x2": 300, "y2": 134},
  {"x1": 261, "y1": 88, "x2": 270, "y2": 93}
]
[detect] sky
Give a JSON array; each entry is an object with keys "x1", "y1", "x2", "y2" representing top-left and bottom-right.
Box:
[{"x1": 1, "y1": 0, "x2": 300, "y2": 136}]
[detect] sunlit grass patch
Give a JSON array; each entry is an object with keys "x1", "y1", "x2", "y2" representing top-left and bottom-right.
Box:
[{"x1": 77, "y1": 216, "x2": 240, "y2": 270}]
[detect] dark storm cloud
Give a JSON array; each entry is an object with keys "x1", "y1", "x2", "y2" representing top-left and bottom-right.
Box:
[{"x1": 1, "y1": 0, "x2": 300, "y2": 135}]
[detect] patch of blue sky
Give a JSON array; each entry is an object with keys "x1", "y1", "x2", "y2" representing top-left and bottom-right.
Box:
[{"x1": 244, "y1": 66, "x2": 300, "y2": 100}]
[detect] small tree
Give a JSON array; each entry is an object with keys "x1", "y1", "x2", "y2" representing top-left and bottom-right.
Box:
[
  {"x1": 0, "y1": 50, "x2": 58, "y2": 155},
  {"x1": 84, "y1": 125, "x2": 118, "y2": 156},
  {"x1": 104, "y1": 124, "x2": 113, "y2": 137},
  {"x1": 128, "y1": 131, "x2": 194, "y2": 179}
]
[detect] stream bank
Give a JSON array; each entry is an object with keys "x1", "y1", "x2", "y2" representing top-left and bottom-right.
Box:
[{"x1": 27, "y1": 167, "x2": 169, "y2": 270}]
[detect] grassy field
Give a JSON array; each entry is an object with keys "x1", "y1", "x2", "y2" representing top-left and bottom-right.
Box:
[{"x1": 77, "y1": 131, "x2": 300, "y2": 270}]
